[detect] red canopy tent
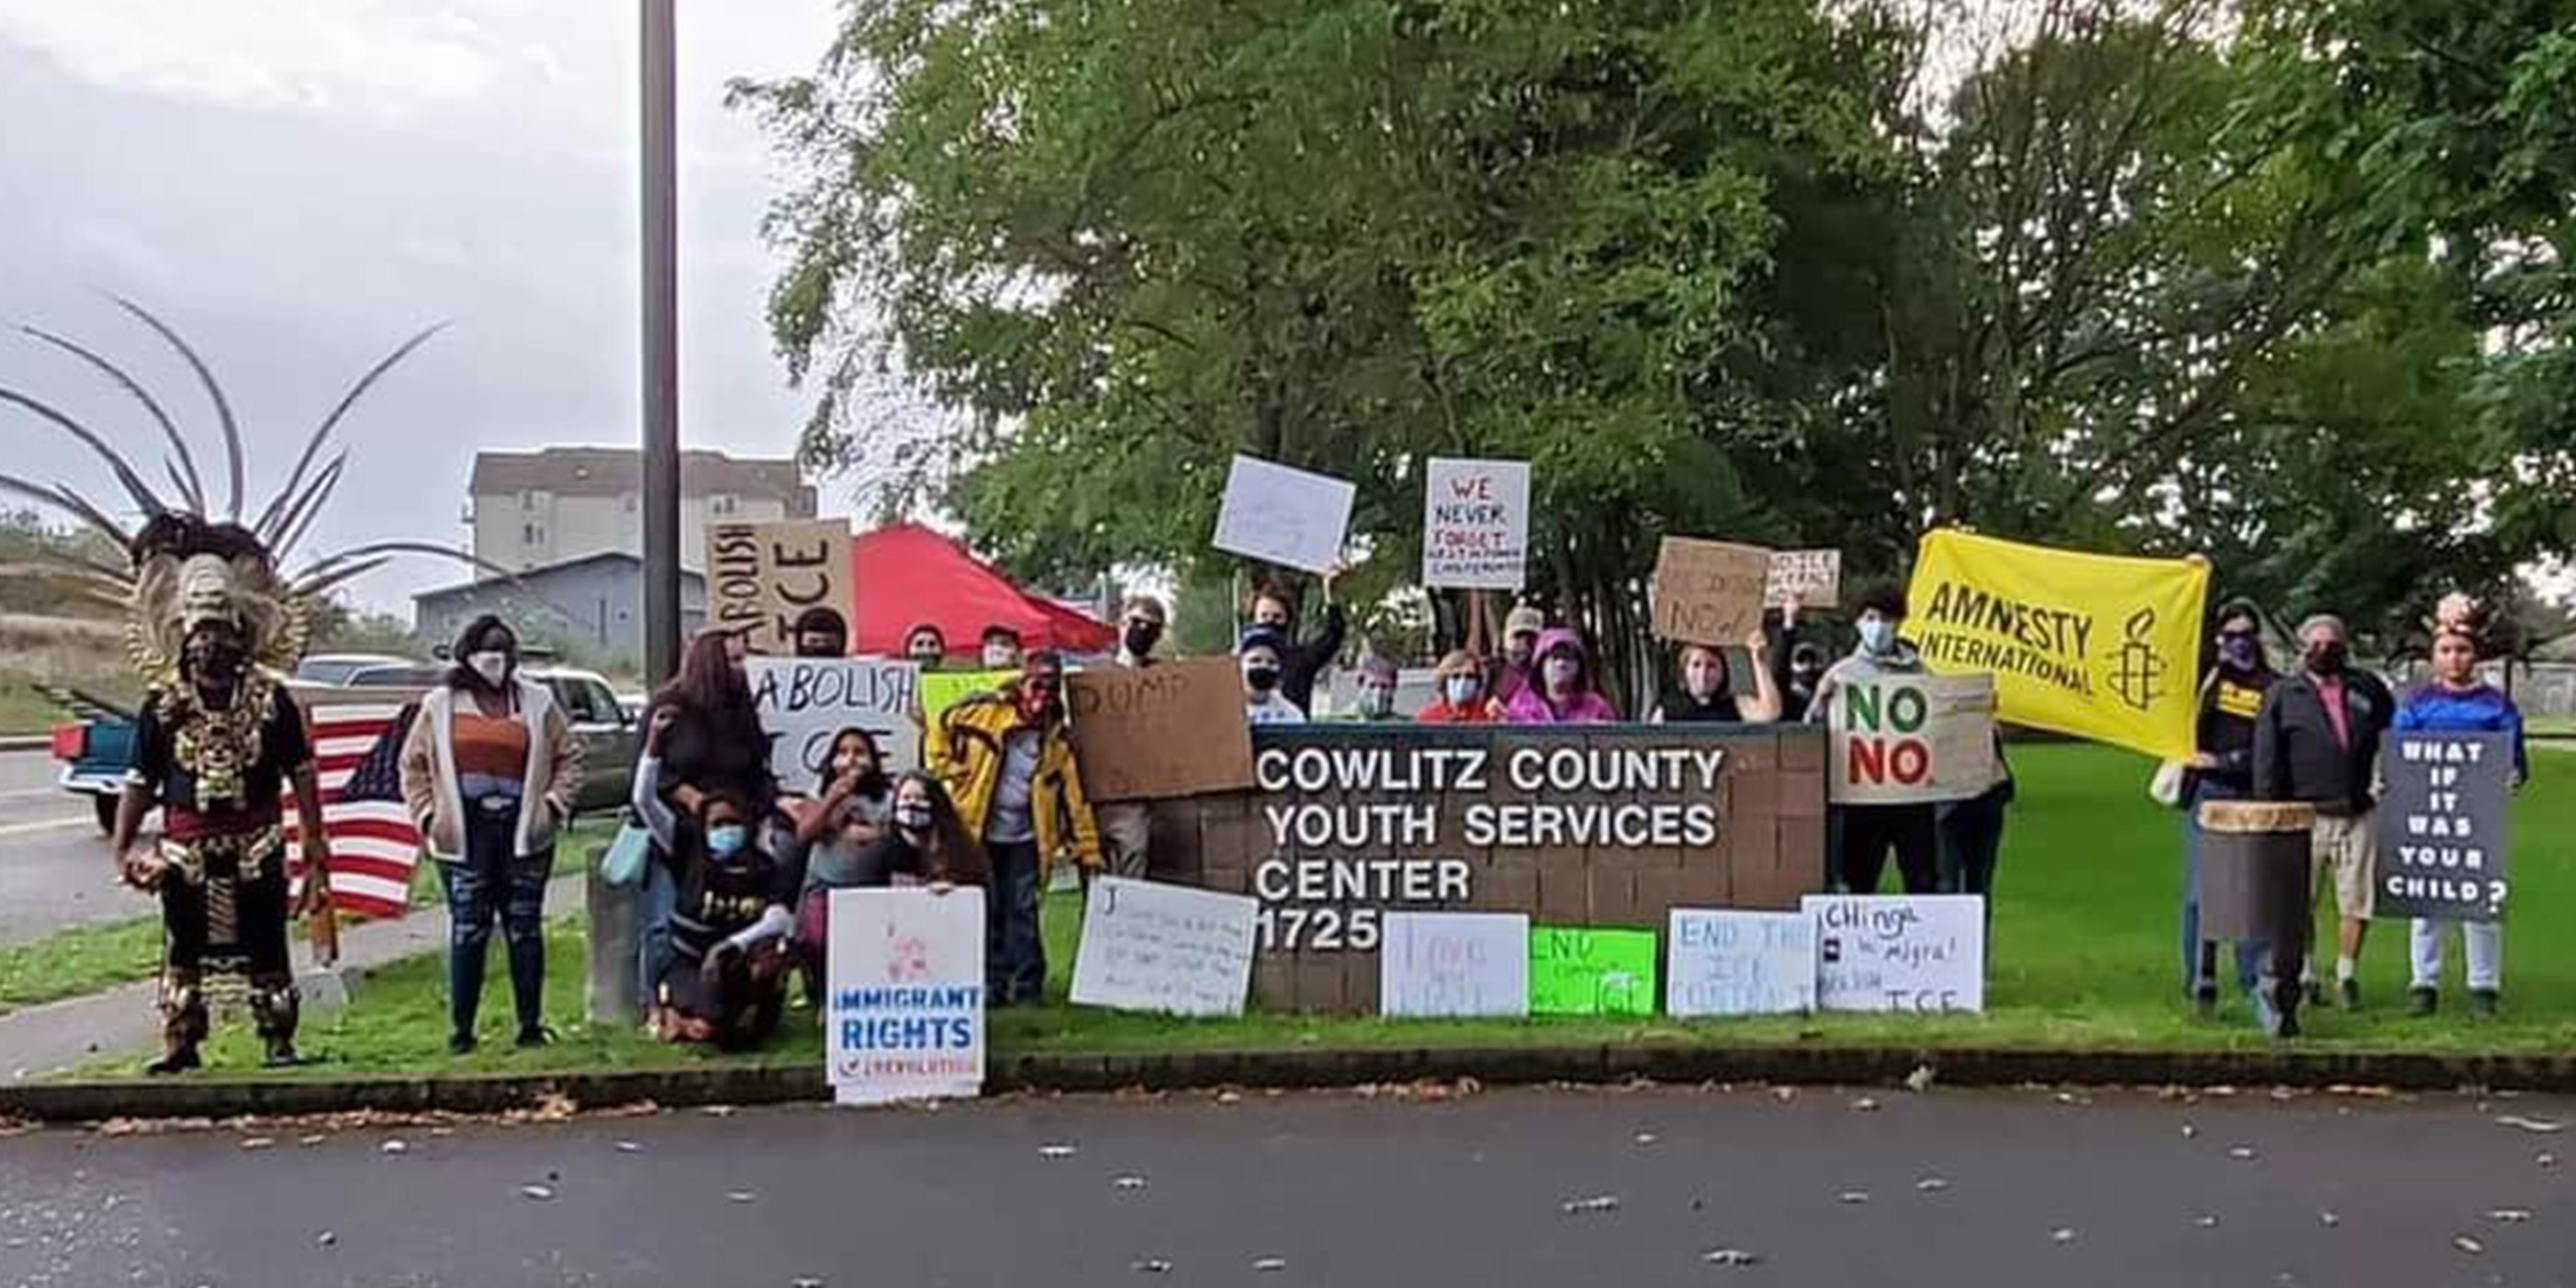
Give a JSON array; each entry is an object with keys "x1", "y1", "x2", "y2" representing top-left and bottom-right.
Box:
[{"x1": 848, "y1": 523, "x2": 1116, "y2": 658}]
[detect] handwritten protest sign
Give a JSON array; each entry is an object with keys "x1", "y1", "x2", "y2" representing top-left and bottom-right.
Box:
[
  {"x1": 1827, "y1": 674, "x2": 1998, "y2": 804},
  {"x1": 1804, "y1": 894, "x2": 1984, "y2": 1013},
  {"x1": 1213, "y1": 454, "x2": 1354, "y2": 574},
  {"x1": 705, "y1": 519, "x2": 854, "y2": 655},
  {"x1": 2377, "y1": 730, "x2": 2516, "y2": 921},
  {"x1": 919, "y1": 669, "x2": 1016, "y2": 721},
  {"x1": 1764, "y1": 548, "x2": 1841, "y2": 608},
  {"x1": 1650, "y1": 537, "x2": 1772, "y2": 646},
  {"x1": 1528, "y1": 926, "x2": 1657, "y2": 1017},
  {"x1": 1665, "y1": 909, "x2": 1816, "y2": 1017},
  {"x1": 1379, "y1": 913, "x2": 1529, "y2": 1018},
  {"x1": 748, "y1": 657, "x2": 922, "y2": 786},
  {"x1": 1067, "y1": 657, "x2": 1256, "y2": 800},
  {"x1": 827, "y1": 887, "x2": 985, "y2": 1106},
  {"x1": 1070, "y1": 877, "x2": 1259, "y2": 1017},
  {"x1": 1420, "y1": 457, "x2": 1531, "y2": 590}
]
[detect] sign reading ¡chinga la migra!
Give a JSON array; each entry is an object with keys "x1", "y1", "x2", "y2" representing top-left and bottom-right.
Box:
[{"x1": 1904, "y1": 529, "x2": 2207, "y2": 761}]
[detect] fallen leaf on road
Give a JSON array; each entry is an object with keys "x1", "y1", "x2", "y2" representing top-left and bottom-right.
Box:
[
  {"x1": 316, "y1": 1231, "x2": 336, "y2": 1248},
  {"x1": 1771, "y1": 1087, "x2": 1797, "y2": 1103},
  {"x1": 1851, "y1": 1097, "x2": 1880, "y2": 1112},
  {"x1": 1252, "y1": 1257, "x2": 1288, "y2": 1272},
  {"x1": 297, "y1": 1134, "x2": 327, "y2": 1147},
  {"x1": 699, "y1": 1105, "x2": 738, "y2": 1118},
  {"x1": 2181, "y1": 1124, "x2": 2199, "y2": 1139},
  {"x1": 1131, "y1": 1259, "x2": 1172, "y2": 1274},
  {"x1": 379, "y1": 1140, "x2": 408, "y2": 1156},
  {"x1": 530, "y1": 1092, "x2": 577, "y2": 1121},
  {"x1": 1040, "y1": 1144, "x2": 1078, "y2": 1159},
  {"x1": 1114, "y1": 1176, "x2": 1148, "y2": 1191},
  {"x1": 2454, "y1": 1236, "x2": 2485, "y2": 1256},
  {"x1": 2538, "y1": 1153, "x2": 2558, "y2": 1168},
  {"x1": 1562, "y1": 1195, "x2": 1621, "y2": 1214},
  {"x1": 2055, "y1": 1092, "x2": 2089, "y2": 1108},
  {"x1": 2320, "y1": 1211, "x2": 2340, "y2": 1228},
  {"x1": 520, "y1": 1185, "x2": 556, "y2": 1202},
  {"x1": 2053, "y1": 1228, "x2": 2076, "y2": 1245},
  {"x1": 1838, "y1": 1191, "x2": 1870, "y2": 1205},
  {"x1": 2229, "y1": 1146, "x2": 2259, "y2": 1161},
  {"x1": 2194, "y1": 1215, "x2": 2219, "y2": 1229},
  {"x1": 1216, "y1": 1091, "x2": 1243, "y2": 1106},
  {"x1": 1634, "y1": 1132, "x2": 1660, "y2": 1146},
  {"x1": 1915, "y1": 1178, "x2": 1949, "y2": 1193},
  {"x1": 1702, "y1": 1248, "x2": 1761, "y2": 1267},
  {"x1": 2487, "y1": 1209, "x2": 2532, "y2": 1224},
  {"x1": 728, "y1": 1191, "x2": 757, "y2": 1203},
  {"x1": 239, "y1": 1138, "x2": 274, "y2": 1151},
  {"x1": 615, "y1": 1142, "x2": 642, "y2": 1155},
  {"x1": 2496, "y1": 1115, "x2": 2563, "y2": 1134},
  {"x1": 791, "y1": 1278, "x2": 824, "y2": 1288}
]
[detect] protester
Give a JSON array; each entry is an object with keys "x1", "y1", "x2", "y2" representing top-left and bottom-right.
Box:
[
  {"x1": 1806, "y1": 586, "x2": 1938, "y2": 894},
  {"x1": 928, "y1": 650, "x2": 1101, "y2": 1005},
  {"x1": 980, "y1": 625, "x2": 1025, "y2": 670},
  {"x1": 1648, "y1": 628, "x2": 1782, "y2": 723},
  {"x1": 632, "y1": 783, "x2": 794, "y2": 1050},
  {"x1": 1417, "y1": 650, "x2": 1499, "y2": 724},
  {"x1": 1780, "y1": 641, "x2": 1829, "y2": 722},
  {"x1": 2400, "y1": 603, "x2": 2529, "y2": 1017},
  {"x1": 1250, "y1": 575, "x2": 1345, "y2": 714},
  {"x1": 776, "y1": 727, "x2": 895, "y2": 998},
  {"x1": 397, "y1": 616, "x2": 582, "y2": 1053},
  {"x1": 2254, "y1": 612, "x2": 2393, "y2": 1017},
  {"x1": 1501, "y1": 627, "x2": 1619, "y2": 724},
  {"x1": 634, "y1": 628, "x2": 770, "y2": 1008},
  {"x1": 786, "y1": 767, "x2": 984, "y2": 1006},
  {"x1": 1491, "y1": 604, "x2": 1546, "y2": 706},
  {"x1": 1349, "y1": 652, "x2": 1407, "y2": 721},
  {"x1": 1238, "y1": 626, "x2": 1307, "y2": 724},
  {"x1": 793, "y1": 606, "x2": 849, "y2": 659},
  {"x1": 2179, "y1": 599, "x2": 2277, "y2": 1014},
  {"x1": 1098, "y1": 595, "x2": 1169, "y2": 878},
  {"x1": 904, "y1": 623, "x2": 949, "y2": 669},
  {"x1": 1937, "y1": 738, "x2": 2014, "y2": 905}
]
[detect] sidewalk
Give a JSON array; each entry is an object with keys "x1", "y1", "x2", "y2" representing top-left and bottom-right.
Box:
[{"x1": 0, "y1": 870, "x2": 584, "y2": 1081}]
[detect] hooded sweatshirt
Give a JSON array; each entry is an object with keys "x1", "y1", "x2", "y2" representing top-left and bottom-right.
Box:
[
  {"x1": 1803, "y1": 637, "x2": 1926, "y2": 724},
  {"x1": 1501, "y1": 627, "x2": 1619, "y2": 724}
]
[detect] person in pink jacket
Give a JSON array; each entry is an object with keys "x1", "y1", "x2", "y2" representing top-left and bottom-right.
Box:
[{"x1": 1501, "y1": 627, "x2": 1620, "y2": 724}]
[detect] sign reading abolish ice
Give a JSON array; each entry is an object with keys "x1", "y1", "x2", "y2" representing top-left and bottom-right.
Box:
[
  {"x1": 1906, "y1": 529, "x2": 2206, "y2": 761},
  {"x1": 1804, "y1": 894, "x2": 1984, "y2": 1013},
  {"x1": 827, "y1": 888, "x2": 985, "y2": 1106},
  {"x1": 1826, "y1": 674, "x2": 1998, "y2": 804},
  {"x1": 1420, "y1": 457, "x2": 1531, "y2": 590},
  {"x1": 748, "y1": 657, "x2": 922, "y2": 784},
  {"x1": 1070, "y1": 877, "x2": 1259, "y2": 1017},
  {"x1": 2377, "y1": 730, "x2": 2516, "y2": 922},
  {"x1": 1665, "y1": 909, "x2": 1816, "y2": 1016},
  {"x1": 1213, "y1": 454, "x2": 1354, "y2": 574},
  {"x1": 705, "y1": 518, "x2": 855, "y2": 656},
  {"x1": 1379, "y1": 912, "x2": 1529, "y2": 1018}
]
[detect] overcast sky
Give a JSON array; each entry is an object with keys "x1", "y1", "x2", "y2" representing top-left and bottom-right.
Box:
[{"x1": 0, "y1": 0, "x2": 850, "y2": 612}]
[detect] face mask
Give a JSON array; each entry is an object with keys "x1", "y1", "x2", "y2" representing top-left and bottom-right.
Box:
[
  {"x1": 469, "y1": 650, "x2": 511, "y2": 686},
  {"x1": 1443, "y1": 677, "x2": 1480, "y2": 707},
  {"x1": 893, "y1": 802, "x2": 935, "y2": 833},
  {"x1": 2218, "y1": 635, "x2": 2259, "y2": 671},
  {"x1": 983, "y1": 644, "x2": 1018, "y2": 669},
  {"x1": 2305, "y1": 642, "x2": 2347, "y2": 676},
  {"x1": 1359, "y1": 686, "x2": 1395, "y2": 717},
  {"x1": 1018, "y1": 678, "x2": 1060, "y2": 718},
  {"x1": 706, "y1": 824, "x2": 749, "y2": 858},
  {"x1": 1255, "y1": 605, "x2": 1290, "y2": 629},
  {"x1": 1858, "y1": 619, "x2": 1898, "y2": 656},
  {"x1": 1543, "y1": 657, "x2": 1581, "y2": 690},
  {"x1": 1245, "y1": 664, "x2": 1281, "y2": 694},
  {"x1": 1123, "y1": 624, "x2": 1160, "y2": 657}
]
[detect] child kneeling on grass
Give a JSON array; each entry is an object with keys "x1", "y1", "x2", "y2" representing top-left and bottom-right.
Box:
[{"x1": 637, "y1": 786, "x2": 795, "y2": 1051}]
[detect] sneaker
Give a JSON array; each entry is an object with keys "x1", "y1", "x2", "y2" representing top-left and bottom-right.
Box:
[
  {"x1": 144, "y1": 1047, "x2": 201, "y2": 1076},
  {"x1": 2409, "y1": 987, "x2": 2438, "y2": 1018},
  {"x1": 514, "y1": 1026, "x2": 554, "y2": 1050},
  {"x1": 261, "y1": 1044, "x2": 309, "y2": 1070},
  {"x1": 2339, "y1": 978, "x2": 2362, "y2": 1011},
  {"x1": 2469, "y1": 989, "x2": 2499, "y2": 1018},
  {"x1": 448, "y1": 1031, "x2": 477, "y2": 1056}
]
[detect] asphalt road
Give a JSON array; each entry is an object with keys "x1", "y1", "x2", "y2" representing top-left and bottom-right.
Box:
[
  {"x1": 1, "y1": 1085, "x2": 2569, "y2": 1287},
  {"x1": 0, "y1": 750, "x2": 144, "y2": 947}
]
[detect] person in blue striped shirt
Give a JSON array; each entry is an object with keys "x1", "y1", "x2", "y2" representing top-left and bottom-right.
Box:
[{"x1": 2401, "y1": 604, "x2": 2530, "y2": 1018}]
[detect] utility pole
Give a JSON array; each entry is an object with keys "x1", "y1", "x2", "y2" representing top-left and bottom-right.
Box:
[{"x1": 639, "y1": 0, "x2": 681, "y2": 685}]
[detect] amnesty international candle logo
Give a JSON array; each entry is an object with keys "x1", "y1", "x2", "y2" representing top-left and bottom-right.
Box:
[{"x1": 1907, "y1": 530, "x2": 2207, "y2": 760}]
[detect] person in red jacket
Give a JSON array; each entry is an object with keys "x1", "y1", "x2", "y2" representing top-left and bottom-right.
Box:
[{"x1": 1416, "y1": 650, "x2": 1499, "y2": 724}]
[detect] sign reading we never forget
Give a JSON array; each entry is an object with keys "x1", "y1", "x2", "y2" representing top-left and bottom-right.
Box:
[{"x1": 1420, "y1": 457, "x2": 1531, "y2": 590}]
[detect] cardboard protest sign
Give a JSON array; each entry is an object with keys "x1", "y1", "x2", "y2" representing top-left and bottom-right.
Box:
[
  {"x1": 1805, "y1": 894, "x2": 1984, "y2": 1013},
  {"x1": 1420, "y1": 457, "x2": 1531, "y2": 590},
  {"x1": 1528, "y1": 926, "x2": 1658, "y2": 1017},
  {"x1": 1764, "y1": 548, "x2": 1841, "y2": 608},
  {"x1": 827, "y1": 887, "x2": 985, "y2": 1106},
  {"x1": 919, "y1": 669, "x2": 1016, "y2": 721},
  {"x1": 1907, "y1": 529, "x2": 2207, "y2": 760},
  {"x1": 1665, "y1": 909, "x2": 1816, "y2": 1017},
  {"x1": 748, "y1": 657, "x2": 922, "y2": 786},
  {"x1": 1380, "y1": 912, "x2": 1530, "y2": 1018},
  {"x1": 1070, "y1": 877, "x2": 1259, "y2": 1017},
  {"x1": 1826, "y1": 673, "x2": 1998, "y2": 804},
  {"x1": 1066, "y1": 657, "x2": 1257, "y2": 800},
  {"x1": 2377, "y1": 730, "x2": 2516, "y2": 922},
  {"x1": 1213, "y1": 454, "x2": 1354, "y2": 574},
  {"x1": 705, "y1": 518, "x2": 855, "y2": 655},
  {"x1": 1650, "y1": 537, "x2": 1772, "y2": 646}
]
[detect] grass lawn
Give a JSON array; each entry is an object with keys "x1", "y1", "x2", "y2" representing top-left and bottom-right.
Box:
[
  {"x1": 84, "y1": 742, "x2": 2576, "y2": 1081},
  {"x1": 0, "y1": 675, "x2": 66, "y2": 739}
]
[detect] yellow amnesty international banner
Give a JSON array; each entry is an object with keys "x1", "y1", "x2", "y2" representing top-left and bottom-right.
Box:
[{"x1": 1905, "y1": 530, "x2": 2209, "y2": 760}]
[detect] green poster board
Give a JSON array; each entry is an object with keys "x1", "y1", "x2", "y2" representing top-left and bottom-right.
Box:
[
  {"x1": 1528, "y1": 926, "x2": 1659, "y2": 1017},
  {"x1": 919, "y1": 669, "x2": 1018, "y2": 720}
]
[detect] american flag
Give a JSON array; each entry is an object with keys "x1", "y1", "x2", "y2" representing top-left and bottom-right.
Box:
[{"x1": 282, "y1": 696, "x2": 423, "y2": 919}]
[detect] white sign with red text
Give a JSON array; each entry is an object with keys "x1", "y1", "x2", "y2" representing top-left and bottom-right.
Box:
[{"x1": 1420, "y1": 457, "x2": 1531, "y2": 591}]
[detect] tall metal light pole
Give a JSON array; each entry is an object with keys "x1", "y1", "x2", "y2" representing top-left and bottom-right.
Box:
[{"x1": 639, "y1": 0, "x2": 682, "y2": 685}]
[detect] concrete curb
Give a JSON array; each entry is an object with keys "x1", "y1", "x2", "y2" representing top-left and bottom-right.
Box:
[
  {"x1": 0, "y1": 734, "x2": 53, "y2": 753},
  {"x1": 8, "y1": 1042, "x2": 2576, "y2": 1125}
]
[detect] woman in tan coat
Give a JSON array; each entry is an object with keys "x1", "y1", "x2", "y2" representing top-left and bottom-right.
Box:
[{"x1": 398, "y1": 616, "x2": 581, "y2": 1053}]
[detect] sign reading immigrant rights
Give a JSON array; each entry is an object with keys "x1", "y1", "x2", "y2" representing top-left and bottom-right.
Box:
[
  {"x1": 1805, "y1": 894, "x2": 1984, "y2": 1013},
  {"x1": 706, "y1": 519, "x2": 856, "y2": 656},
  {"x1": 1665, "y1": 909, "x2": 1816, "y2": 1016},
  {"x1": 1826, "y1": 674, "x2": 1998, "y2": 804},
  {"x1": 748, "y1": 657, "x2": 923, "y2": 783},
  {"x1": 827, "y1": 887, "x2": 985, "y2": 1106},
  {"x1": 2376, "y1": 730, "x2": 2516, "y2": 922},
  {"x1": 1420, "y1": 457, "x2": 1531, "y2": 591}
]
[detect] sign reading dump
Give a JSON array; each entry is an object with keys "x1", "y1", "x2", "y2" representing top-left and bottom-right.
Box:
[
  {"x1": 1144, "y1": 726, "x2": 1827, "y2": 1014},
  {"x1": 2376, "y1": 730, "x2": 2516, "y2": 922},
  {"x1": 1420, "y1": 457, "x2": 1531, "y2": 590},
  {"x1": 1826, "y1": 674, "x2": 1997, "y2": 804},
  {"x1": 706, "y1": 519, "x2": 855, "y2": 656},
  {"x1": 1652, "y1": 537, "x2": 1772, "y2": 645},
  {"x1": 1805, "y1": 894, "x2": 1984, "y2": 1013},
  {"x1": 1069, "y1": 877, "x2": 1259, "y2": 1017},
  {"x1": 827, "y1": 887, "x2": 985, "y2": 1106},
  {"x1": 1066, "y1": 657, "x2": 1257, "y2": 800},
  {"x1": 748, "y1": 657, "x2": 922, "y2": 783}
]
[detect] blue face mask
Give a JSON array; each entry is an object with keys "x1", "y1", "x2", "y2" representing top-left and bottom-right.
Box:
[
  {"x1": 1858, "y1": 618, "x2": 1898, "y2": 657},
  {"x1": 706, "y1": 823, "x2": 749, "y2": 858},
  {"x1": 1443, "y1": 676, "x2": 1480, "y2": 707}
]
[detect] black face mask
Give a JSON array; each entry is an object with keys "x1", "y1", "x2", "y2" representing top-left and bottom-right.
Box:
[
  {"x1": 2306, "y1": 643, "x2": 2348, "y2": 677},
  {"x1": 1246, "y1": 666, "x2": 1282, "y2": 694},
  {"x1": 1123, "y1": 623, "x2": 1161, "y2": 657},
  {"x1": 185, "y1": 635, "x2": 247, "y2": 692}
]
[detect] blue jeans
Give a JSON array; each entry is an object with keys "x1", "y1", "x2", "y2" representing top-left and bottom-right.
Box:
[
  {"x1": 636, "y1": 849, "x2": 678, "y2": 1013},
  {"x1": 440, "y1": 799, "x2": 550, "y2": 1040},
  {"x1": 986, "y1": 840, "x2": 1045, "y2": 1006},
  {"x1": 2180, "y1": 779, "x2": 2261, "y2": 995}
]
